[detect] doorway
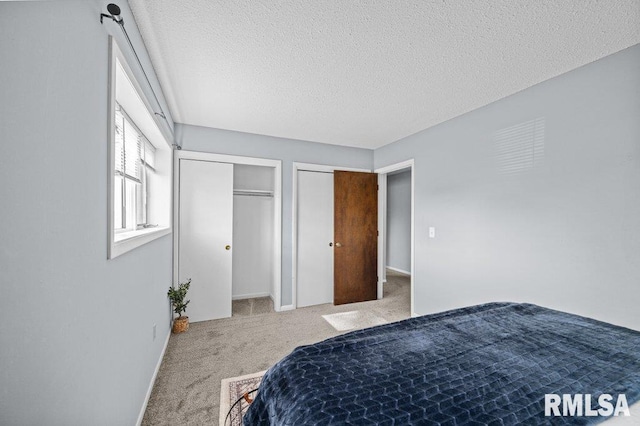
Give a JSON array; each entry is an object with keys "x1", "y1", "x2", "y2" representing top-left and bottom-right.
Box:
[
  {"x1": 385, "y1": 169, "x2": 412, "y2": 276},
  {"x1": 375, "y1": 159, "x2": 415, "y2": 317}
]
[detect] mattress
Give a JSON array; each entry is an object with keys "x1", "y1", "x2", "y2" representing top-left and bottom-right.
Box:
[{"x1": 243, "y1": 302, "x2": 640, "y2": 425}]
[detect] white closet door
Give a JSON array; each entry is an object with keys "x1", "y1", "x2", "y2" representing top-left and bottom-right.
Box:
[
  {"x1": 178, "y1": 159, "x2": 233, "y2": 322},
  {"x1": 297, "y1": 170, "x2": 333, "y2": 307}
]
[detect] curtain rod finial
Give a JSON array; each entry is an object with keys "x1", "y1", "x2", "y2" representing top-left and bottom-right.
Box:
[{"x1": 100, "y1": 3, "x2": 123, "y2": 24}]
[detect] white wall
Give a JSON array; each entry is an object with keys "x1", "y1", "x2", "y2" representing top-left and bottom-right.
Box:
[
  {"x1": 176, "y1": 124, "x2": 374, "y2": 306},
  {"x1": 386, "y1": 170, "x2": 412, "y2": 274},
  {"x1": 0, "y1": 2, "x2": 174, "y2": 424},
  {"x1": 375, "y1": 44, "x2": 640, "y2": 330},
  {"x1": 234, "y1": 164, "x2": 274, "y2": 192}
]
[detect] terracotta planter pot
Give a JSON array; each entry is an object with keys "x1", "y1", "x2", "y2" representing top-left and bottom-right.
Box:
[{"x1": 172, "y1": 316, "x2": 189, "y2": 333}]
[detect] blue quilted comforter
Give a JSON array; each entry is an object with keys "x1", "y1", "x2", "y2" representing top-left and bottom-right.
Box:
[{"x1": 243, "y1": 302, "x2": 640, "y2": 425}]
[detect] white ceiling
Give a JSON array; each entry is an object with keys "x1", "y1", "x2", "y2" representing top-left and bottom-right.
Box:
[{"x1": 129, "y1": 1, "x2": 640, "y2": 149}]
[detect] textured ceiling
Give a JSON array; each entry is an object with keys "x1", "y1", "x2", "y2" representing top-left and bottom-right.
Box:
[{"x1": 129, "y1": 1, "x2": 640, "y2": 149}]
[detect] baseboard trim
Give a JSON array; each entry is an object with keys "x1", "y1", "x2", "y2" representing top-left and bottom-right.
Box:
[
  {"x1": 232, "y1": 292, "x2": 270, "y2": 300},
  {"x1": 136, "y1": 330, "x2": 170, "y2": 426},
  {"x1": 279, "y1": 304, "x2": 295, "y2": 311},
  {"x1": 386, "y1": 266, "x2": 411, "y2": 276}
]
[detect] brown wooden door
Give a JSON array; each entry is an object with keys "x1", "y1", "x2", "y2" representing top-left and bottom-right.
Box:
[{"x1": 333, "y1": 171, "x2": 378, "y2": 305}]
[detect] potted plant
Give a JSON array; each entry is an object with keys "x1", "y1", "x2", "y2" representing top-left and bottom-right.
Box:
[{"x1": 168, "y1": 279, "x2": 191, "y2": 333}]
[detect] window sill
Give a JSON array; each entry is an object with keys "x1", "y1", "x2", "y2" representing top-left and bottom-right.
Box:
[{"x1": 109, "y1": 226, "x2": 171, "y2": 259}]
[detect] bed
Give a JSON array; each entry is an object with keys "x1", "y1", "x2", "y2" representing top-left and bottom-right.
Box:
[{"x1": 243, "y1": 302, "x2": 640, "y2": 425}]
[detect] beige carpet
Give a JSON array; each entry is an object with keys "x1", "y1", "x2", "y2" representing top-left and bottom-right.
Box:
[
  {"x1": 142, "y1": 271, "x2": 410, "y2": 425},
  {"x1": 232, "y1": 297, "x2": 274, "y2": 317}
]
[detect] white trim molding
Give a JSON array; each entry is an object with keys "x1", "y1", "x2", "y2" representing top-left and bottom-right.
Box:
[
  {"x1": 136, "y1": 330, "x2": 171, "y2": 426},
  {"x1": 173, "y1": 150, "x2": 283, "y2": 311},
  {"x1": 107, "y1": 37, "x2": 173, "y2": 259},
  {"x1": 375, "y1": 159, "x2": 415, "y2": 317},
  {"x1": 111, "y1": 228, "x2": 171, "y2": 259},
  {"x1": 232, "y1": 292, "x2": 271, "y2": 300},
  {"x1": 375, "y1": 159, "x2": 415, "y2": 175},
  {"x1": 386, "y1": 266, "x2": 411, "y2": 276},
  {"x1": 279, "y1": 304, "x2": 295, "y2": 312}
]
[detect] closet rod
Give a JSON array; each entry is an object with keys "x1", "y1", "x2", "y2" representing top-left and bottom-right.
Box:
[{"x1": 233, "y1": 190, "x2": 273, "y2": 198}]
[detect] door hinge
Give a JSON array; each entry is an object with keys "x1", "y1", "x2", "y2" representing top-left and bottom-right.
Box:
[{"x1": 377, "y1": 230, "x2": 379, "y2": 236}]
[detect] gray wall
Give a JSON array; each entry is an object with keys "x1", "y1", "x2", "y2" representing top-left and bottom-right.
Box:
[
  {"x1": 176, "y1": 124, "x2": 374, "y2": 306},
  {"x1": 375, "y1": 44, "x2": 640, "y2": 329},
  {"x1": 0, "y1": 2, "x2": 174, "y2": 424},
  {"x1": 386, "y1": 170, "x2": 412, "y2": 273}
]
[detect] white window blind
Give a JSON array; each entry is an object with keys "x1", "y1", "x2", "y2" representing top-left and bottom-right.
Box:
[
  {"x1": 114, "y1": 102, "x2": 156, "y2": 231},
  {"x1": 115, "y1": 103, "x2": 153, "y2": 182},
  {"x1": 114, "y1": 106, "x2": 124, "y2": 174},
  {"x1": 124, "y1": 118, "x2": 141, "y2": 181},
  {"x1": 144, "y1": 139, "x2": 156, "y2": 170}
]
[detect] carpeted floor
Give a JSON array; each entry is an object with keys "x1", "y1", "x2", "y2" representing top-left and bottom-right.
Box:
[
  {"x1": 232, "y1": 297, "x2": 274, "y2": 317},
  {"x1": 141, "y1": 270, "x2": 410, "y2": 425}
]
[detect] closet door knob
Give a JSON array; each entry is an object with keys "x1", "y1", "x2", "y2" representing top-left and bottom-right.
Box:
[
  {"x1": 329, "y1": 242, "x2": 333, "y2": 247},
  {"x1": 225, "y1": 245, "x2": 231, "y2": 250},
  {"x1": 335, "y1": 242, "x2": 342, "y2": 248}
]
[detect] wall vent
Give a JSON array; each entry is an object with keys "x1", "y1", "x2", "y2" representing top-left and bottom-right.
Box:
[{"x1": 493, "y1": 117, "x2": 545, "y2": 175}]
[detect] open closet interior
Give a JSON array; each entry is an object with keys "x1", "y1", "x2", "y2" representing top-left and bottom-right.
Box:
[{"x1": 232, "y1": 164, "x2": 275, "y2": 303}]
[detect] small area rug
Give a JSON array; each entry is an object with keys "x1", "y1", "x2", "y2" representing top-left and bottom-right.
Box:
[
  {"x1": 322, "y1": 310, "x2": 388, "y2": 331},
  {"x1": 219, "y1": 370, "x2": 265, "y2": 426}
]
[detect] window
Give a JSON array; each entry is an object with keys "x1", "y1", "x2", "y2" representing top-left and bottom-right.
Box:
[
  {"x1": 108, "y1": 38, "x2": 171, "y2": 259},
  {"x1": 114, "y1": 103, "x2": 156, "y2": 231}
]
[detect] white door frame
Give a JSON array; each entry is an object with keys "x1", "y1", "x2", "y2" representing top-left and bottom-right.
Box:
[
  {"x1": 375, "y1": 159, "x2": 415, "y2": 317},
  {"x1": 290, "y1": 162, "x2": 371, "y2": 310},
  {"x1": 173, "y1": 150, "x2": 283, "y2": 311}
]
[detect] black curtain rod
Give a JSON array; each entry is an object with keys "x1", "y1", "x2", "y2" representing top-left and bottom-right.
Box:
[{"x1": 101, "y1": 4, "x2": 180, "y2": 149}]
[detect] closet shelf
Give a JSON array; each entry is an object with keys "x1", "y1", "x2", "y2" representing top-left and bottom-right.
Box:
[{"x1": 233, "y1": 189, "x2": 274, "y2": 197}]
